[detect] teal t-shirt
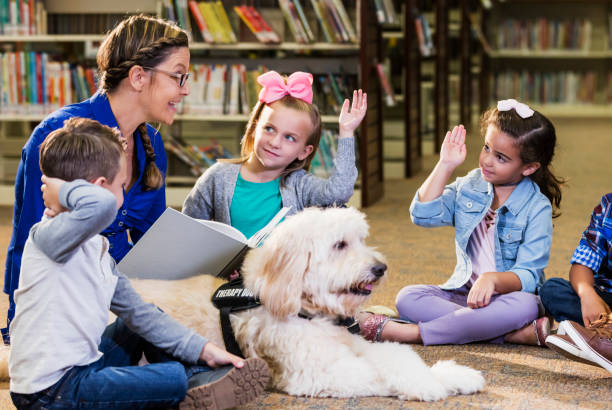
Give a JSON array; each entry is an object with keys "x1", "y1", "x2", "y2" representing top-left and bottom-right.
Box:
[{"x1": 229, "y1": 172, "x2": 282, "y2": 239}]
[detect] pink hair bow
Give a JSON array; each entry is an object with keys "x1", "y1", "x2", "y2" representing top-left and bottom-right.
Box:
[
  {"x1": 497, "y1": 99, "x2": 534, "y2": 119},
  {"x1": 257, "y1": 71, "x2": 313, "y2": 104}
]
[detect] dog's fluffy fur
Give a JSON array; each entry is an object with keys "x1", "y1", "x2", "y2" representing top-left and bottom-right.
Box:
[
  {"x1": 0, "y1": 207, "x2": 484, "y2": 400},
  {"x1": 133, "y1": 207, "x2": 485, "y2": 401}
]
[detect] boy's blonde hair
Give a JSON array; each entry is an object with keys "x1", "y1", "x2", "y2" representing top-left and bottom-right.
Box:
[
  {"x1": 39, "y1": 118, "x2": 125, "y2": 183},
  {"x1": 227, "y1": 95, "x2": 322, "y2": 181}
]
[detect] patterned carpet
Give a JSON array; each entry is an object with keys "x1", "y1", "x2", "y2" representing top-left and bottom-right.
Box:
[{"x1": 0, "y1": 117, "x2": 610, "y2": 408}]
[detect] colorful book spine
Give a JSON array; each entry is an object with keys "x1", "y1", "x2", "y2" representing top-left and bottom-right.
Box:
[{"x1": 188, "y1": 0, "x2": 214, "y2": 43}]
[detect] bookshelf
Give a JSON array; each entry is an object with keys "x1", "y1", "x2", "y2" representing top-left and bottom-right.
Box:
[
  {"x1": 483, "y1": 0, "x2": 612, "y2": 117},
  {"x1": 0, "y1": 0, "x2": 384, "y2": 208}
]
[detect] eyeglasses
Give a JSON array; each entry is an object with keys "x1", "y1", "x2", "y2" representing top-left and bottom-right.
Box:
[{"x1": 143, "y1": 67, "x2": 190, "y2": 88}]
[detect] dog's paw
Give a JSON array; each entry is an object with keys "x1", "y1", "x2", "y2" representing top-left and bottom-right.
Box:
[{"x1": 430, "y1": 360, "x2": 485, "y2": 396}]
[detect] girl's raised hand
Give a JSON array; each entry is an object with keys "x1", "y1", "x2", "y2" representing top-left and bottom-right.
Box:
[
  {"x1": 338, "y1": 89, "x2": 367, "y2": 138},
  {"x1": 439, "y1": 125, "x2": 467, "y2": 169}
]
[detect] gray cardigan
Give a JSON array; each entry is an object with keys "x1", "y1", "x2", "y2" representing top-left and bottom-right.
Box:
[{"x1": 182, "y1": 137, "x2": 357, "y2": 223}]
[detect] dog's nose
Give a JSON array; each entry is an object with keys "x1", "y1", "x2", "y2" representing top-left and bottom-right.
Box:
[{"x1": 371, "y1": 263, "x2": 387, "y2": 278}]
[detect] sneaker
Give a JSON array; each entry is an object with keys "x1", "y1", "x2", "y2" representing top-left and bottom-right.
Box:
[
  {"x1": 545, "y1": 334, "x2": 600, "y2": 367},
  {"x1": 561, "y1": 316, "x2": 612, "y2": 373},
  {"x1": 180, "y1": 357, "x2": 270, "y2": 410}
]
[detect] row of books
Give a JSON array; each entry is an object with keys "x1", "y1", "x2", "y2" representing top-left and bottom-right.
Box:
[
  {"x1": 47, "y1": 13, "x2": 126, "y2": 35},
  {"x1": 0, "y1": 0, "x2": 46, "y2": 35},
  {"x1": 182, "y1": 64, "x2": 358, "y2": 117},
  {"x1": 166, "y1": 127, "x2": 340, "y2": 179},
  {"x1": 165, "y1": 134, "x2": 233, "y2": 177},
  {"x1": 310, "y1": 129, "x2": 340, "y2": 178},
  {"x1": 496, "y1": 18, "x2": 592, "y2": 51},
  {"x1": 182, "y1": 63, "x2": 253, "y2": 116},
  {"x1": 373, "y1": 0, "x2": 399, "y2": 26},
  {"x1": 166, "y1": 0, "x2": 356, "y2": 44},
  {"x1": 490, "y1": 70, "x2": 598, "y2": 105},
  {"x1": 0, "y1": 52, "x2": 97, "y2": 115}
]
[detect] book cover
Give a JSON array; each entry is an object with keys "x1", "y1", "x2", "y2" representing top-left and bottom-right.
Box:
[
  {"x1": 117, "y1": 206, "x2": 290, "y2": 280},
  {"x1": 292, "y1": 0, "x2": 315, "y2": 42},
  {"x1": 309, "y1": 0, "x2": 332, "y2": 42},
  {"x1": 214, "y1": 1, "x2": 237, "y2": 43},
  {"x1": 188, "y1": 0, "x2": 214, "y2": 43}
]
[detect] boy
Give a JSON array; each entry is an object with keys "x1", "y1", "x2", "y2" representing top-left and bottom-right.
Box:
[
  {"x1": 541, "y1": 193, "x2": 612, "y2": 372},
  {"x1": 8, "y1": 117, "x2": 270, "y2": 408}
]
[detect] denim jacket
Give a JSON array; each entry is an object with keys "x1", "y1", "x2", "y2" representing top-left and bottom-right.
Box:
[{"x1": 410, "y1": 168, "x2": 553, "y2": 294}]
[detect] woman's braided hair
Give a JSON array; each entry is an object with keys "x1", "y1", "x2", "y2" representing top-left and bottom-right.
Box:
[{"x1": 97, "y1": 14, "x2": 188, "y2": 191}]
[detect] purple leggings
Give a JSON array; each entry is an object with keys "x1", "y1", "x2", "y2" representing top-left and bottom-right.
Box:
[{"x1": 395, "y1": 284, "x2": 540, "y2": 345}]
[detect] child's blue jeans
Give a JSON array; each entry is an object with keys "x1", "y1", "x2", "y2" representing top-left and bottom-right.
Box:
[
  {"x1": 540, "y1": 277, "x2": 612, "y2": 325},
  {"x1": 10, "y1": 317, "x2": 211, "y2": 409}
]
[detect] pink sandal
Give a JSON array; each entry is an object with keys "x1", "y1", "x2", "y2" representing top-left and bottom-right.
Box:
[{"x1": 360, "y1": 314, "x2": 391, "y2": 342}]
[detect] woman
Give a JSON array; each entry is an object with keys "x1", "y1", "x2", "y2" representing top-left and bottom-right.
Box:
[{"x1": 3, "y1": 14, "x2": 190, "y2": 342}]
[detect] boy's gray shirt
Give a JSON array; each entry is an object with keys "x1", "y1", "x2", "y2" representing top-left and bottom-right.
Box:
[
  {"x1": 182, "y1": 137, "x2": 357, "y2": 223},
  {"x1": 30, "y1": 181, "x2": 207, "y2": 363}
]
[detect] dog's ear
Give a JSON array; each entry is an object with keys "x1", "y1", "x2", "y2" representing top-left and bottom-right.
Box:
[{"x1": 244, "y1": 239, "x2": 310, "y2": 319}]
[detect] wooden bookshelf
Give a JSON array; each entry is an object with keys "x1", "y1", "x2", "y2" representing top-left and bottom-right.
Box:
[
  {"x1": 0, "y1": 1, "x2": 384, "y2": 207},
  {"x1": 482, "y1": 0, "x2": 612, "y2": 114}
]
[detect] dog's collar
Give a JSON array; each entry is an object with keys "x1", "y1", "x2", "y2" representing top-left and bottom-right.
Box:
[{"x1": 297, "y1": 310, "x2": 361, "y2": 335}]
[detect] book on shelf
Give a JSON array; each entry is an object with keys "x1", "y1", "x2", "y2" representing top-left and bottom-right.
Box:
[
  {"x1": 183, "y1": 63, "x2": 259, "y2": 116},
  {"x1": 373, "y1": 0, "x2": 399, "y2": 25},
  {"x1": 0, "y1": 51, "x2": 96, "y2": 116},
  {"x1": 0, "y1": 0, "x2": 46, "y2": 35},
  {"x1": 414, "y1": 12, "x2": 434, "y2": 57},
  {"x1": 117, "y1": 206, "x2": 291, "y2": 280},
  {"x1": 497, "y1": 18, "x2": 592, "y2": 51},
  {"x1": 279, "y1": 0, "x2": 310, "y2": 44},
  {"x1": 310, "y1": 128, "x2": 339, "y2": 178},
  {"x1": 375, "y1": 62, "x2": 396, "y2": 107},
  {"x1": 165, "y1": 133, "x2": 232, "y2": 177},
  {"x1": 234, "y1": 5, "x2": 280, "y2": 44}
]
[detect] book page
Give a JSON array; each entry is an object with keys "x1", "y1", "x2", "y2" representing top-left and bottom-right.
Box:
[
  {"x1": 198, "y1": 219, "x2": 246, "y2": 243},
  {"x1": 247, "y1": 206, "x2": 291, "y2": 247},
  {"x1": 118, "y1": 208, "x2": 247, "y2": 280}
]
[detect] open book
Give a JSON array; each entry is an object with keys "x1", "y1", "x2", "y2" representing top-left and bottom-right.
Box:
[{"x1": 117, "y1": 206, "x2": 290, "y2": 280}]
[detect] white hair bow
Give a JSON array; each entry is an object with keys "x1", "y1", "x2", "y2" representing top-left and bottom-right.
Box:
[{"x1": 497, "y1": 99, "x2": 534, "y2": 119}]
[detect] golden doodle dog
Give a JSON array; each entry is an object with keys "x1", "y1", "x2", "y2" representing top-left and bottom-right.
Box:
[
  {"x1": 132, "y1": 207, "x2": 485, "y2": 401},
  {"x1": 0, "y1": 207, "x2": 484, "y2": 401}
]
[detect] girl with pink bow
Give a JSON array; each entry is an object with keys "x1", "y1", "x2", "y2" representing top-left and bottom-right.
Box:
[{"x1": 183, "y1": 70, "x2": 366, "y2": 241}]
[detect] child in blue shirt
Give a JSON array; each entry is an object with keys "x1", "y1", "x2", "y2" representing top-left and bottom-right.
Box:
[{"x1": 361, "y1": 100, "x2": 564, "y2": 347}]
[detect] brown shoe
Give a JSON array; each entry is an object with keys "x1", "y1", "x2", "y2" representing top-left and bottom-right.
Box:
[
  {"x1": 180, "y1": 357, "x2": 270, "y2": 410},
  {"x1": 562, "y1": 318, "x2": 612, "y2": 373},
  {"x1": 545, "y1": 334, "x2": 601, "y2": 367}
]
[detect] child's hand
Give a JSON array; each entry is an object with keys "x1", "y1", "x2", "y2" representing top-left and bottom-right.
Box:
[
  {"x1": 199, "y1": 341, "x2": 245, "y2": 368},
  {"x1": 338, "y1": 89, "x2": 367, "y2": 139},
  {"x1": 439, "y1": 125, "x2": 467, "y2": 170},
  {"x1": 580, "y1": 293, "x2": 611, "y2": 327},
  {"x1": 467, "y1": 274, "x2": 496, "y2": 308},
  {"x1": 41, "y1": 175, "x2": 67, "y2": 217}
]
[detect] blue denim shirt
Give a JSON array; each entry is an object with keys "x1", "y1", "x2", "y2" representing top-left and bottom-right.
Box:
[
  {"x1": 410, "y1": 168, "x2": 553, "y2": 294},
  {"x1": 4, "y1": 92, "x2": 167, "y2": 300}
]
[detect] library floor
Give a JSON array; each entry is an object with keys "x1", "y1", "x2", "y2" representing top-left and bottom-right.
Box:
[{"x1": 0, "y1": 117, "x2": 610, "y2": 408}]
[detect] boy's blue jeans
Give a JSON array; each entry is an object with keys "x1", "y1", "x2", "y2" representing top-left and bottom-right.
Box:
[
  {"x1": 10, "y1": 318, "x2": 211, "y2": 409},
  {"x1": 540, "y1": 277, "x2": 612, "y2": 325}
]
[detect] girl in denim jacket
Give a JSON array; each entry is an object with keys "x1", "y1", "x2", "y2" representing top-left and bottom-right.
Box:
[{"x1": 361, "y1": 100, "x2": 564, "y2": 346}]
